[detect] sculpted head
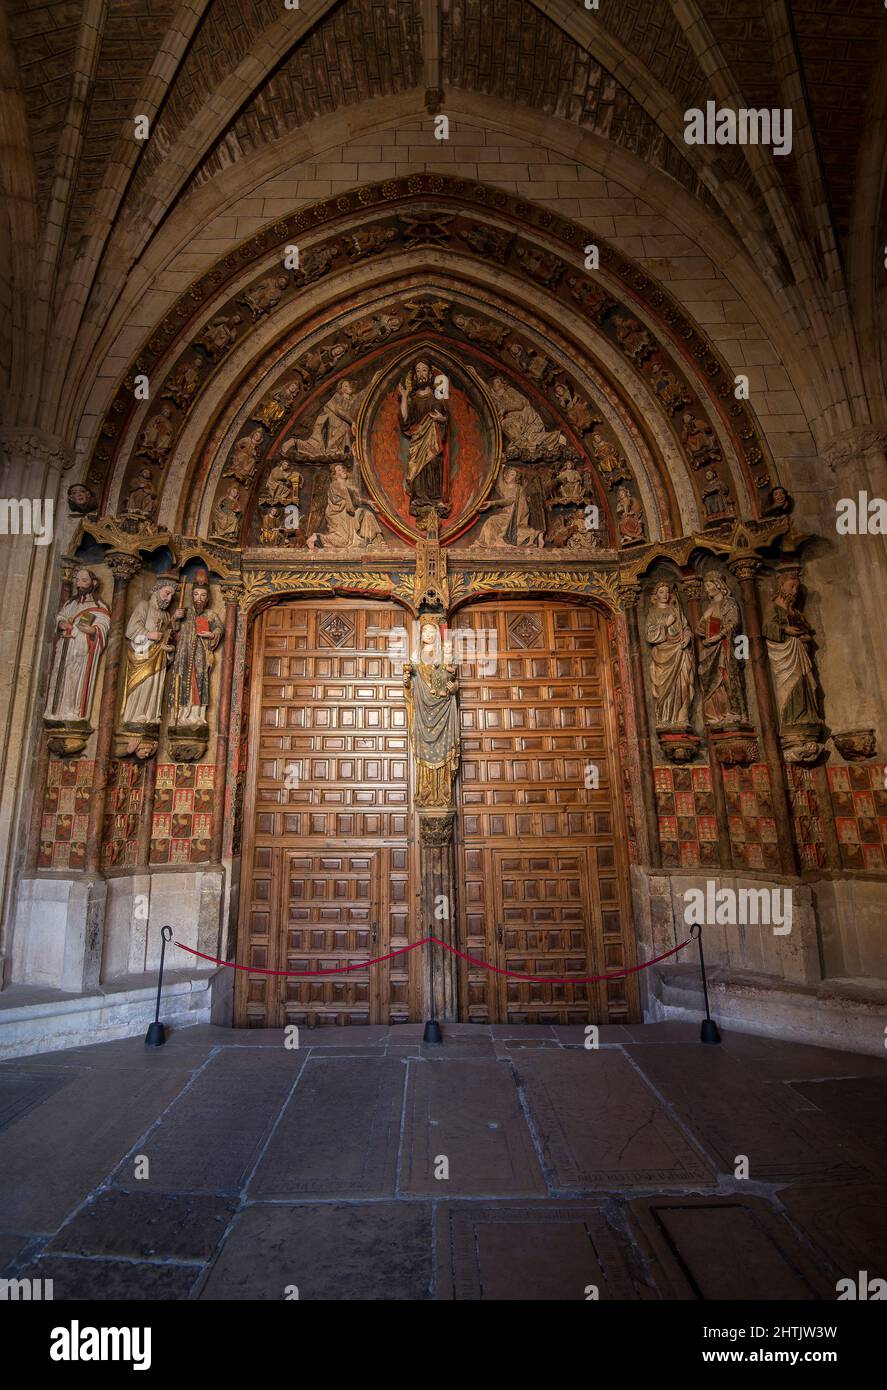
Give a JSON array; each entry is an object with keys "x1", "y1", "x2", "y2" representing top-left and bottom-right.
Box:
[{"x1": 73, "y1": 566, "x2": 98, "y2": 596}]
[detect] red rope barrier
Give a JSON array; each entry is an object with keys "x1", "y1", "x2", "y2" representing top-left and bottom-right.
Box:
[{"x1": 175, "y1": 934, "x2": 690, "y2": 984}]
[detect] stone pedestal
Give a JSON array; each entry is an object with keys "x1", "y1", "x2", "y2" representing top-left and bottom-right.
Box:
[{"x1": 11, "y1": 874, "x2": 107, "y2": 992}]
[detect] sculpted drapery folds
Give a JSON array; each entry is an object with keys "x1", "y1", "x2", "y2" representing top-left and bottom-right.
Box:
[
  {"x1": 695, "y1": 573, "x2": 748, "y2": 726},
  {"x1": 404, "y1": 622, "x2": 459, "y2": 808},
  {"x1": 169, "y1": 572, "x2": 224, "y2": 728},
  {"x1": 763, "y1": 574, "x2": 824, "y2": 728},
  {"x1": 120, "y1": 576, "x2": 178, "y2": 729},
  {"x1": 45, "y1": 567, "x2": 110, "y2": 724},
  {"x1": 471, "y1": 467, "x2": 545, "y2": 549},
  {"x1": 399, "y1": 360, "x2": 449, "y2": 516},
  {"x1": 645, "y1": 582, "x2": 695, "y2": 727}
]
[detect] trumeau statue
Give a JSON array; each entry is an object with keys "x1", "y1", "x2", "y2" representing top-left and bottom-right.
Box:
[
  {"x1": 45, "y1": 567, "x2": 110, "y2": 725},
  {"x1": 645, "y1": 582, "x2": 695, "y2": 727},
  {"x1": 695, "y1": 572, "x2": 748, "y2": 726},
  {"x1": 763, "y1": 573, "x2": 823, "y2": 728},
  {"x1": 169, "y1": 570, "x2": 223, "y2": 728},
  {"x1": 404, "y1": 621, "x2": 459, "y2": 808},
  {"x1": 120, "y1": 575, "x2": 178, "y2": 729}
]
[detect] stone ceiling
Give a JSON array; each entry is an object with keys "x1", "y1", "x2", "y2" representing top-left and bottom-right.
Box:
[{"x1": 1, "y1": 0, "x2": 884, "y2": 443}]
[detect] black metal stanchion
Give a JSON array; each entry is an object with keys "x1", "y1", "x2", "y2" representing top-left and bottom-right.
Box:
[
  {"x1": 145, "y1": 925, "x2": 173, "y2": 1047},
  {"x1": 423, "y1": 935, "x2": 442, "y2": 1044},
  {"x1": 691, "y1": 923, "x2": 721, "y2": 1044}
]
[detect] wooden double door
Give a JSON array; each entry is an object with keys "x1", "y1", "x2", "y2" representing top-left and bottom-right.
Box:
[{"x1": 234, "y1": 598, "x2": 637, "y2": 1027}]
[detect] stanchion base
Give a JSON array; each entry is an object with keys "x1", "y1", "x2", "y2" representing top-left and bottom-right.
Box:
[
  {"x1": 700, "y1": 1018, "x2": 721, "y2": 1045},
  {"x1": 144, "y1": 1021, "x2": 166, "y2": 1048},
  {"x1": 423, "y1": 1019, "x2": 443, "y2": 1045}
]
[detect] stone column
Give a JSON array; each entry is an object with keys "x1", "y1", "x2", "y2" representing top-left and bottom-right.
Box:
[
  {"x1": 621, "y1": 585, "x2": 661, "y2": 868},
  {"x1": 681, "y1": 573, "x2": 734, "y2": 868},
  {"x1": 211, "y1": 582, "x2": 242, "y2": 864},
  {"x1": 728, "y1": 556, "x2": 799, "y2": 876},
  {"x1": 85, "y1": 552, "x2": 142, "y2": 874},
  {"x1": 25, "y1": 558, "x2": 77, "y2": 874},
  {"x1": 419, "y1": 810, "x2": 458, "y2": 1021}
]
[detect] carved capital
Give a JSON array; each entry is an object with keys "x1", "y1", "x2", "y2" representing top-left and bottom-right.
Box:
[
  {"x1": 220, "y1": 580, "x2": 244, "y2": 605},
  {"x1": 0, "y1": 427, "x2": 75, "y2": 475},
  {"x1": 821, "y1": 425, "x2": 887, "y2": 471},
  {"x1": 419, "y1": 811, "x2": 456, "y2": 847},
  {"x1": 727, "y1": 554, "x2": 760, "y2": 583},
  {"x1": 619, "y1": 581, "x2": 642, "y2": 611},
  {"x1": 106, "y1": 551, "x2": 143, "y2": 583},
  {"x1": 681, "y1": 575, "x2": 704, "y2": 603}
]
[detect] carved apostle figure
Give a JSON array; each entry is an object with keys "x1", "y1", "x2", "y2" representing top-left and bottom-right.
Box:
[
  {"x1": 615, "y1": 485, "x2": 646, "y2": 545},
  {"x1": 238, "y1": 274, "x2": 288, "y2": 320},
  {"x1": 286, "y1": 379, "x2": 362, "y2": 461},
  {"x1": 120, "y1": 575, "x2": 178, "y2": 728},
  {"x1": 489, "y1": 375, "x2": 566, "y2": 460},
  {"x1": 399, "y1": 360, "x2": 449, "y2": 516},
  {"x1": 225, "y1": 429, "x2": 265, "y2": 485},
  {"x1": 169, "y1": 571, "x2": 224, "y2": 727},
  {"x1": 126, "y1": 466, "x2": 158, "y2": 519},
  {"x1": 209, "y1": 484, "x2": 242, "y2": 543},
  {"x1": 763, "y1": 574, "x2": 823, "y2": 727},
  {"x1": 137, "y1": 403, "x2": 175, "y2": 463},
  {"x1": 45, "y1": 567, "x2": 110, "y2": 724},
  {"x1": 681, "y1": 412, "x2": 722, "y2": 469},
  {"x1": 252, "y1": 381, "x2": 302, "y2": 430},
  {"x1": 198, "y1": 314, "x2": 242, "y2": 361},
  {"x1": 306, "y1": 464, "x2": 381, "y2": 550},
  {"x1": 645, "y1": 582, "x2": 695, "y2": 727},
  {"x1": 695, "y1": 573, "x2": 748, "y2": 726},
  {"x1": 472, "y1": 467, "x2": 545, "y2": 548},
  {"x1": 161, "y1": 356, "x2": 203, "y2": 409},
  {"x1": 404, "y1": 622, "x2": 460, "y2": 807}
]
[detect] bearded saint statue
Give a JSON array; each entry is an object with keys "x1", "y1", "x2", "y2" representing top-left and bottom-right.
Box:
[
  {"x1": 403, "y1": 621, "x2": 459, "y2": 807},
  {"x1": 399, "y1": 361, "x2": 449, "y2": 519}
]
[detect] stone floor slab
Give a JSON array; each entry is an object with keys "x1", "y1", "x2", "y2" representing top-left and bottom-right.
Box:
[
  {"x1": 48, "y1": 1190, "x2": 237, "y2": 1262},
  {"x1": 720, "y1": 1031, "x2": 887, "y2": 1081},
  {"x1": 789, "y1": 1078, "x2": 887, "y2": 1175},
  {"x1": 778, "y1": 1182, "x2": 887, "y2": 1282},
  {"x1": 515, "y1": 1050, "x2": 713, "y2": 1190},
  {"x1": 125, "y1": 1048, "x2": 300, "y2": 1194},
  {"x1": 198, "y1": 1202, "x2": 432, "y2": 1300},
  {"x1": 436, "y1": 1202, "x2": 656, "y2": 1300},
  {"x1": 400, "y1": 1059, "x2": 545, "y2": 1196},
  {"x1": 249, "y1": 1055, "x2": 404, "y2": 1199},
  {"x1": 628, "y1": 1044, "x2": 871, "y2": 1182},
  {"x1": 15, "y1": 1255, "x2": 198, "y2": 1300},
  {"x1": 627, "y1": 1195, "x2": 835, "y2": 1300},
  {"x1": 0, "y1": 1068, "x2": 192, "y2": 1230},
  {"x1": 0, "y1": 1070, "x2": 73, "y2": 1130}
]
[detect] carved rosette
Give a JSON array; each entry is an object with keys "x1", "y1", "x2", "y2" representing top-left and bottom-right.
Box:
[
  {"x1": 831, "y1": 729, "x2": 877, "y2": 762},
  {"x1": 419, "y1": 812, "x2": 456, "y2": 847}
]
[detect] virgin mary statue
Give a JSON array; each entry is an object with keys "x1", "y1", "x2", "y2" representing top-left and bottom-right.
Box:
[{"x1": 403, "y1": 623, "x2": 459, "y2": 806}]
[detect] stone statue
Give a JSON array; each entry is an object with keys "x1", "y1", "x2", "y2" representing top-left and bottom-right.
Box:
[
  {"x1": 66, "y1": 483, "x2": 97, "y2": 516},
  {"x1": 286, "y1": 379, "x2": 361, "y2": 461},
  {"x1": 169, "y1": 571, "x2": 224, "y2": 727},
  {"x1": 615, "y1": 485, "x2": 646, "y2": 545},
  {"x1": 589, "y1": 430, "x2": 631, "y2": 485},
  {"x1": 260, "y1": 458, "x2": 303, "y2": 509},
  {"x1": 472, "y1": 467, "x2": 545, "y2": 548},
  {"x1": 552, "y1": 381, "x2": 601, "y2": 436},
  {"x1": 161, "y1": 356, "x2": 203, "y2": 409},
  {"x1": 125, "y1": 466, "x2": 158, "y2": 518},
  {"x1": 701, "y1": 468, "x2": 734, "y2": 522},
  {"x1": 763, "y1": 573, "x2": 823, "y2": 728},
  {"x1": 306, "y1": 464, "x2": 382, "y2": 550},
  {"x1": 695, "y1": 573, "x2": 748, "y2": 726},
  {"x1": 238, "y1": 274, "x2": 289, "y2": 320},
  {"x1": 399, "y1": 359, "x2": 449, "y2": 517},
  {"x1": 209, "y1": 484, "x2": 242, "y2": 543},
  {"x1": 404, "y1": 621, "x2": 459, "y2": 807},
  {"x1": 681, "y1": 412, "x2": 722, "y2": 469},
  {"x1": 45, "y1": 567, "x2": 110, "y2": 724},
  {"x1": 120, "y1": 575, "x2": 178, "y2": 729},
  {"x1": 645, "y1": 582, "x2": 695, "y2": 727},
  {"x1": 649, "y1": 359, "x2": 692, "y2": 414},
  {"x1": 252, "y1": 381, "x2": 302, "y2": 430},
  {"x1": 225, "y1": 429, "x2": 265, "y2": 485},
  {"x1": 137, "y1": 403, "x2": 175, "y2": 462},
  {"x1": 489, "y1": 375, "x2": 566, "y2": 461},
  {"x1": 198, "y1": 314, "x2": 242, "y2": 361},
  {"x1": 612, "y1": 314, "x2": 656, "y2": 365}
]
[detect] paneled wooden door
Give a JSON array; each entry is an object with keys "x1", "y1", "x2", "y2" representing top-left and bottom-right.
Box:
[
  {"x1": 455, "y1": 600, "x2": 639, "y2": 1026},
  {"x1": 234, "y1": 600, "x2": 417, "y2": 1027}
]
